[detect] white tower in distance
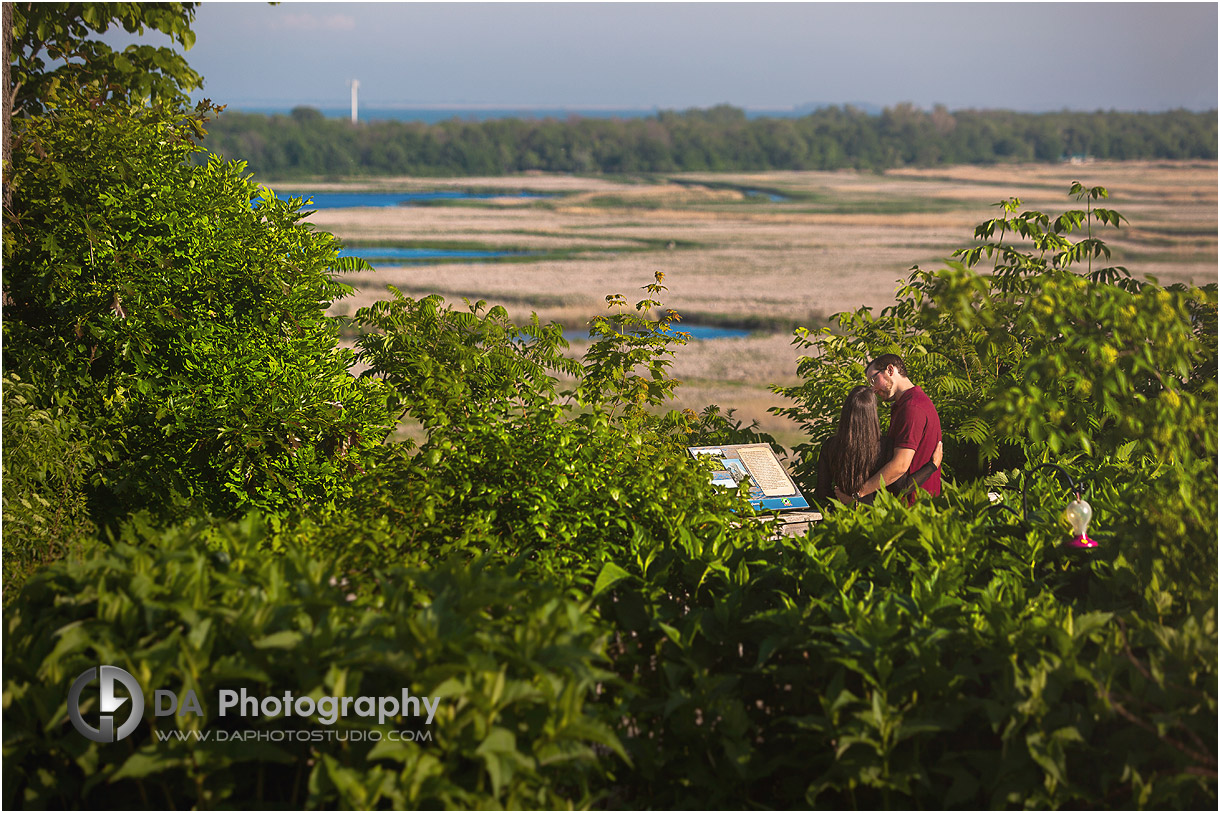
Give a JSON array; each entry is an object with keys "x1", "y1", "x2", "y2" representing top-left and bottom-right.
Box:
[{"x1": 350, "y1": 79, "x2": 359, "y2": 124}]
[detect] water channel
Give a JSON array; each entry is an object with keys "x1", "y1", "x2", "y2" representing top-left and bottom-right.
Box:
[
  {"x1": 301, "y1": 190, "x2": 552, "y2": 209},
  {"x1": 338, "y1": 246, "x2": 536, "y2": 262}
]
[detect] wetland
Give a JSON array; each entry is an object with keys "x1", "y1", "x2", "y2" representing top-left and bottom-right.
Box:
[{"x1": 280, "y1": 162, "x2": 1218, "y2": 447}]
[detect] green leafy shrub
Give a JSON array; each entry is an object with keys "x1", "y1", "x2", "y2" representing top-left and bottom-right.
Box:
[
  {"x1": 585, "y1": 480, "x2": 1214, "y2": 808},
  {"x1": 263, "y1": 202, "x2": 1212, "y2": 808},
  {"x1": 3, "y1": 94, "x2": 392, "y2": 532},
  {"x1": 10, "y1": 2, "x2": 203, "y2": 115},
  {"x1": 296, "y1": 273, "x2": 760, "y2": 574},
  {"x1": 354, "y1": 287, "x2": 581, "y2": 431},
  {"x1": 2, "y1": 517, "x2": 622, "y2": 809},
  {"x1": 0, "y1": 374, "x2": 102, "y2": 600},
  {"x1": 774, "y1": 184, "x2": 1217, "y2": 489}
]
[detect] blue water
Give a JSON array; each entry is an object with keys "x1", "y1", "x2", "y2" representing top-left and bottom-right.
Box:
[
  {"x1": 339, "y1": 246, "x2": 532, "y2": 261},
  {"x1": 300, "y1": 190, "x2": 550, "y2": 209},
  {"x1": 298, "y1": 189, "x2": 781, "y2": 208},
  {"x1": 744, "y1": 189, "x2": 788, "y2": 202},
  {"x1": 676, "y1": 325, "x2": 751, "y2": 340},
  {"x1": 590, "y1": 324, "x2": 750, "y2": 341}
]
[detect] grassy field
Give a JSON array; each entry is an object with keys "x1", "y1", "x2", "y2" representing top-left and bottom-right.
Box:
[{"x1": 283, "y1": 162, "x2": 1218, "y2": 448}]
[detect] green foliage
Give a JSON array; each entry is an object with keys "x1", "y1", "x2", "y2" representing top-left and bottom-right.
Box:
[
  {"x1": 354, "y1": 288, "x2": 581, "y2": 430},
  {"x1": 586, "y1": 483, "x2": 1214, "y2": 808},
  {"x1": 288, "y1": 274, "x2": 759, "y2": 580},
  {"x1": 10, "y1": 2, "x2": 203, "y2": 115},
  {"x1": 774, "y1": 185, "x2": 1217, "y2": 489},
  {"x1": 0, "y1": 374, "x2": 102, "y2": 600},
  {"x1": 283, "y1": 210, "x2": 1211, "y2": 807},
  {"x1": 2, "y1": 518, "x2": 623, "y2": 809},
  {"x1": 727, "y1": 185, "x2": 1215, "y2": 807},
  {"x1": 4, "y1": 197, "x2": 1216, "y2": 808},
  {"x1": 684, "y1": 403, "x2": 781, "y2": 450},
  {"x1": 2, "y1": 11, "x2": 1214, "y2": 805},
  {"x1": 580, "y1": 271, "x2": 688, "y2": 422},
  {"x1": 3, "y1": 94, "x2": 392, "y2": 531}
]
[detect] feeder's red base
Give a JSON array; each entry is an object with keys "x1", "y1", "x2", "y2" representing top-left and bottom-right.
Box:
[{"x1": 1066, "y1": 533, "x2": 1098, "y2": 549}]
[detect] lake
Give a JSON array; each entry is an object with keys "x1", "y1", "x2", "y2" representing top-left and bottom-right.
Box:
[
  {"x1": 338, "y1": 246, "x2": 535, "y2": 261},
  {"x1": 302, "y1": 190, "x2": 551, "y2": 209},
  {"x1": 587, "y1": 324, "x2": 751, "y2": 341},
  {"x1": 676, "y1": 325, "x2": 752, "y2": 339}
]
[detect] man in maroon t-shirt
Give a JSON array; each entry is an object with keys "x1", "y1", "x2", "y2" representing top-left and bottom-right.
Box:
[{"x1": 837, "y1": 353, "x2": 942, "y2": 505}]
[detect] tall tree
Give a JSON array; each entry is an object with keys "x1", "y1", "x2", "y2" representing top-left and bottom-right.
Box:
[
  {"x1": 2, "y1": 2, "x2": 389, "y2": 580},
  {"x1": 7, "y1": 3, "x2": 201, "y2": 115},
  {"x1": 4, "y1": 3, "x2": 202, "y2": 211}
]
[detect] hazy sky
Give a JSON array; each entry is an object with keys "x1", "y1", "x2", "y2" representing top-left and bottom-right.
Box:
[{"x1": 109, "y1": 1, "x2": 1218, "y2": 112}]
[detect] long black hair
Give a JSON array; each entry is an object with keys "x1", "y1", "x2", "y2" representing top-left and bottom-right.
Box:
[{"x1": 829, "y1": 385, "x2": 883, "y2": 494}]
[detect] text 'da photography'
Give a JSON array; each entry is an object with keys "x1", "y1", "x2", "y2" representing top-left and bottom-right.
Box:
[{"x1": 66, "y1": 665, "x2": 439, "y2": 746}]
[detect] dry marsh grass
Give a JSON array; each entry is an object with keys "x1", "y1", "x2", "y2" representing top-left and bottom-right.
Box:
[{"x1": 311, "y1": 162, "x2": 1217, "y2": 448}]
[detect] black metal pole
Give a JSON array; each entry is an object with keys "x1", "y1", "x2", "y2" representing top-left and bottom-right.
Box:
[{"x1": 1020, "y1": 462, "x2": 1079, "y2": 525}]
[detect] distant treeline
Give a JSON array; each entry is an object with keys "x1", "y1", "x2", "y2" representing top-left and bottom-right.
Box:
[{"x1": 198, "y1": 103, "x2": 1218, "y2": 178}]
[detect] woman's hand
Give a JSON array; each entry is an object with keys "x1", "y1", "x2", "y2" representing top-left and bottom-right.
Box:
[
  {"x1": 933, "y1": 440, "x2": 944, "y2": 468},
  {"x1": 833, "y1": 487, "x2": 855, "y2": 505}
]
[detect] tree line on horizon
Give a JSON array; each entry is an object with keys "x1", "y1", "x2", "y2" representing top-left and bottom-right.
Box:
[{"x1": 197, "y1": 103, "x2": 1218, "y2": 178}]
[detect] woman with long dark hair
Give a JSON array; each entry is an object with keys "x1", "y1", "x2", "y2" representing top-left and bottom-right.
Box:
[{"x1": 815, "y1": 385, "x2": 941, "y2": 505}]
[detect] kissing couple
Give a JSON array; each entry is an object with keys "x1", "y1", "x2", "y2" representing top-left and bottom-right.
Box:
[{"x1": 815, "y1": 353, "x2": 944, "y2": 507}]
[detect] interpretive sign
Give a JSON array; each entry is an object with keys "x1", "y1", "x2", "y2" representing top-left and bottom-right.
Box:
[{"x1": 688, "y1": 443, "x2": 810, "y2": 512}]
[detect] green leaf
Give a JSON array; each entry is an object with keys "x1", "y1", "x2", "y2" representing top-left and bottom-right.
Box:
[
  {"x1": 112, "y1": 749, "x2": 186, "y2": 781},
  {"x1": 253, "y1": 630, "x2": 303, "y2": 649},
  {"x1": 592, "y1": 561, "x2": 632, "y2": 598},
  {"x1": 475, "y1": 727, "x2": 520, "y2": 797}
]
